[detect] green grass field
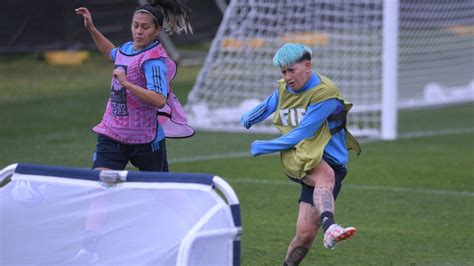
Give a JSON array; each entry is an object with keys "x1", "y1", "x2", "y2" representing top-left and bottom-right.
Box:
[{"x1": 1, "y1": 54, "x2": 473, "y2": 265}]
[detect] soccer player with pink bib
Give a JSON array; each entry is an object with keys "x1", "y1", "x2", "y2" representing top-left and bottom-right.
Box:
[
  {"x1": 76, "y1": 0, "x2": 193, "y2": 173},
  {"x1": 68, "y1": 1, "x2": 194, "y2": 263}
]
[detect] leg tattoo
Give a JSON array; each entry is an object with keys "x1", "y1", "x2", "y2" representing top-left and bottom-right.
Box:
[
  {"x1": 285, "y1": 246, "x2": 309, "y2": 266},
  {"x1": 314, "y1": 186, "x2": 334, "y2": 213},
  {"x1": 314, "y1": 186, "x2": 336, "y2": 232}
]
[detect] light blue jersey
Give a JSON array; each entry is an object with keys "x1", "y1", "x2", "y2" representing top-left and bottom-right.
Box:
[{"x1": 241, "y1": 72, "x2": 349, "y2": 166}]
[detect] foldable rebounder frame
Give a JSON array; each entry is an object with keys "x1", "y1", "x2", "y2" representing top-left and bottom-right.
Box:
[{"x1": 0, "y1": 163, "x2": 242, "y2": 265}]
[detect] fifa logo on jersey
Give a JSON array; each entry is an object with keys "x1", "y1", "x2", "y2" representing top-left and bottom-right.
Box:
[{"x1": 279, "y1": 108, "x2": 305, "y2": 126}]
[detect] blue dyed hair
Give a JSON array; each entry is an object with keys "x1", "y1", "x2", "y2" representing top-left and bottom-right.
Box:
[{"x1": 272, "y1": 43, "x2": 312, "y2": 67}]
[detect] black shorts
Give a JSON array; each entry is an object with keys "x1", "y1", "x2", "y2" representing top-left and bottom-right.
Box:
[
  {"x1": 92, "y1": 134, "x2": 169, "y2": 172},
  {"x1": 287, "y1": 162, "x2": 347, "y2": 205}
]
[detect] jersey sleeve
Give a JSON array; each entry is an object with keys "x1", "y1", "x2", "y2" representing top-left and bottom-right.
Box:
[
  {"x1": 241, "y1": 89, "x2": 278, "y2": 129},
  {"x1": 109, "y1": 47, "x2": 118, "y2": 62},
  {"x1": 251, "y1": 98, "x2": 341, "y2": 156},
  {"x1": 142, "y1": 58, "x2": 168, "y2": 97}
]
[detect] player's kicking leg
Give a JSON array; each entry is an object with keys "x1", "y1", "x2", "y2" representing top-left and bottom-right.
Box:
[
  {"x1": 305, "y1": 160, "x2": 357, "y2": 250},
  {"x1": 323, "y1": 224, "x2": 357, "y2": 249}
]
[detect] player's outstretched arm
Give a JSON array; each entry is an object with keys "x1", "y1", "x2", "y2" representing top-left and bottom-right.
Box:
[
  {"x1": 250, "y1": 99, "x2": 341, "y2": 156},
  {"x1": 241, "y1": 90, "x2": 278, "y2": 129},
  {"x1": 75, "y1": 7, "x2": 114, "y2": 62}
]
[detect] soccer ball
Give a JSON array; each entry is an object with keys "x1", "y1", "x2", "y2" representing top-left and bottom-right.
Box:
[{"x1": 11, "y1": 180, "x2": 48, "y2": 208}]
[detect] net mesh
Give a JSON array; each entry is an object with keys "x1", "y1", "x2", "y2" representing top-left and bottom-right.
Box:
[
  {"x1": 398, "y1": 0, "x2": 474, "y2": 107},
  {"x1": 186, "y1": 0, "x2": 474, "y2": 137}
]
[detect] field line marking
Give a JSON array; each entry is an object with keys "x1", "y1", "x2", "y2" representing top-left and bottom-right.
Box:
[
  {"x1": 169, "y1": 151, "x2": 251, "y2": 163},
  {"x1": 167, "y1": 128, "x2": 474, "y2": 197},
  {"x1": 398, "y1": 127, "x2": 474, "y2": 139},
  {"x1": 230, "y1": 178, "x2": 474, "y2": 197},
  {"x1": 169, "y1": 127, "x2": 474, "y2": 164}
]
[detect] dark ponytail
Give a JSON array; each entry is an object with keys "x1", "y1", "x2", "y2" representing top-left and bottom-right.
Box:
[{"x1": 135, "y1": 0, "x2": 192, "y2": 35}]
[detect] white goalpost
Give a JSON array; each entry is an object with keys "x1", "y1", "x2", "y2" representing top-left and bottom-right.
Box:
[{"x1": 185, "y1": 0, "x2": 474, "y2": 140}]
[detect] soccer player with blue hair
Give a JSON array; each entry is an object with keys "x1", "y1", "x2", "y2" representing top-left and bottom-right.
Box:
[{"x1": 241, "y1": 43, "x2": 361, "y2": 265}]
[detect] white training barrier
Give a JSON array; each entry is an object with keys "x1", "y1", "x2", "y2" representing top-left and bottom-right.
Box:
[{"x1": 0, "y1": 163, "x2": 242, "y2": 265}]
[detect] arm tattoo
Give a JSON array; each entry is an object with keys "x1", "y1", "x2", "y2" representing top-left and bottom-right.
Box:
[
  {"x1": 314, "y1": 186, "x2": 334, "y2": 213},
  {"x1": 285, "y1": 246, "x2": 309, "y2": 265}
]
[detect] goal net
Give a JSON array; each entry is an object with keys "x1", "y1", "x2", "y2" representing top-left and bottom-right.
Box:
[
  {"x1": 185, "y1": 0, "x2": 474, "y2": 139},
  {"x1": 0, "y1": 163, "x2": 242, "y2": 265}
]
